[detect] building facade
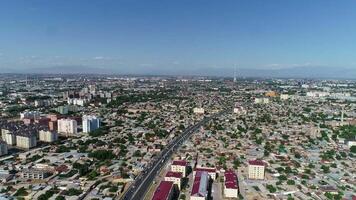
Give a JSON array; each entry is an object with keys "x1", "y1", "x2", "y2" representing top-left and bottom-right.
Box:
[
  {"x1": 57, "y1": 119, "x2": 77, "y2": 136},
  {"x1": 164, "y1": 171, "x2": 183, "y2": 190},
  {"x1": 248, "y1": 160, "x2": 266, "y2": 180},
  {"x1": 82, "y1": 115, "x2": 100, "y2": 133},
  {"x1": 0, "y1": 141, "x2": 8, "y2": 156},
  {"x1": 16, "y1": 134, "x2": 37, "y2": 149},
  {"x1": 224, "y1": 170, "x2": 239, "y2": 198},
  {"x1": 39, "y1": 130, "x2": 58, "y2": 143},
  {"x1": 171, "y1": 160, "x2": 187, "y2": 177}
]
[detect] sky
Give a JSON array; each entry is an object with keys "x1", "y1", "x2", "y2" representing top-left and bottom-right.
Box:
[{"x1": 1, "y1": 0, "x2": 356, "y2": 76}]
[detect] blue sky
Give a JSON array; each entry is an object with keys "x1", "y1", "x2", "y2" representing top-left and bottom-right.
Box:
[{"x1": 1, "y1": 0, "x2": 356, "y2": 74}]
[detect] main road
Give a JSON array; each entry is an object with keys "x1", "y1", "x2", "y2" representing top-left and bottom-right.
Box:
[{"x1": 120, "y1": 109, "x2": 228, "y2": 200}]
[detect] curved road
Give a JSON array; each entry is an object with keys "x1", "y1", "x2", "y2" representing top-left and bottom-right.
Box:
[{"x1": 120, "y1": 109, "x2": 227, "y2": 200}]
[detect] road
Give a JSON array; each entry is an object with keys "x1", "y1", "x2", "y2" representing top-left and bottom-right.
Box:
[{"x1": 120, "y1": 109, "x2": 227, "y2": 200}]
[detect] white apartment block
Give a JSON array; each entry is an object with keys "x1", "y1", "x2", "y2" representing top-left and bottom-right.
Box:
[
  {"x1": 3, "y1": 132, "x2": 16, "y2": 146},
  {"x1": 224, "y1": 170, "x2": 238, "y2": 198},
  {"x1": 164, "y1": 171, "x2": 183, "y2": 190},
  {"x1": 67, "y1": 98, "x2": 87, "y2": 106},
  {"x1": 21, "y1": 169, "x2": 49, "y2": 179},
  {"x1": 280, "y1": 94, "x2": 289, "y2": 100},
  {"x1": 171, "y1": 160, "x2": 187, "y2": 177},
  {"x1": 16, "y1": 134, "x2": 37, "y2": 149},
  {"x1": 193, "y1": 107, "x2": 205, "y2": 114},
  {"x1": 254, "y1": 98, "x2": 269, "y2": 104},
  {"x1": 233, "y1": 106, "x2": 247, "y2": 115},
  {"x1": 39, "y1": 130, "x2": 58, "y2": 143},
  {"x1": 248, "y1": 160, "x2": 266, "y2": 180},
  {"x1": 58, "y1": 119, "x2": 77, "y2": 136}
]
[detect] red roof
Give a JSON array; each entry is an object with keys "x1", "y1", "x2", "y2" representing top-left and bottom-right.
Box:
[
  {"x1": 191, "y1": 171, "x2": 209, "y2": 197},
  {"x1": 224, "y1": 170, "x2": 238, "y2": 189},
  {"x1": 248, "y1": 160, "x2": 265, "y2": 166},
  {"x1": 55, "y1": 165, "x2": 69, "y2": 173},
  {"x1": 165, "y1": 171, "x2": 183, "y2": 178},
  {"x1": 152, "y1": 181, "x2": 173, "y2": 200},
  {"x1": 172, "y1": 160, "x2": 187, "y2": 166},
  {"x1": 195, "y1": 167, "x2": 216, "y2": 173}
]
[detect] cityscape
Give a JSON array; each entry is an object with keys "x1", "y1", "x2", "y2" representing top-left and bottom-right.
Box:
[
  {"x1": 0, "y1": 75, "x2": 354, "y2": 200},
  {"x1": 0, "y1": 1, "x2": 356, "y2": 200}
]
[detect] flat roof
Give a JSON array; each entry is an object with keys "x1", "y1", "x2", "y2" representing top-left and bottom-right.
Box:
[
  {"x1": 248, "y1": 160, "x2": 265, "y2": 166},
  {"x1": 165, "y1": 171, "x2": 183, "y2": 178},
  {"x1": 172, "y1": 160, "x2": 187, "y2": 166},
  {"x1": 195, "y1": 167, "x2": 216, "y2": 173},
  {"x1": 191, "y1": 171, "x2": 209, "y2": 197},
  {"x1": 152, "y1": 181, "x2": 173, "y2": 200},
  {"x1": 224, "y1": 170, "x2": 238, "y2": 189}
]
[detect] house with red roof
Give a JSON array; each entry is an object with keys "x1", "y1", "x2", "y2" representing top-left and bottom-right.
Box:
[{"x1": 224, "y1": 169, "x2": 239, "y2": 198}]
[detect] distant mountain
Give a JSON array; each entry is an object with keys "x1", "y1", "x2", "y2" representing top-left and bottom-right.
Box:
[
  {"x1": 1, "y1": 65, "x2": 355, "y2": 79},
  {"x1": 140, "y1": 66, "x2": 356, "y2": 79}
]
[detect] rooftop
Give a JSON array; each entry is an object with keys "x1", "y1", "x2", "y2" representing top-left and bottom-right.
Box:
[
  {"x1": 172, "y1": 160, "x2": 187, "y2": 166},
  {"x1": 165, "y1": 171, "x2": 183, "y2": 178},
  {"x1": 224, "y1": 169, "x2": 238, "y2": 189},
  {"x1": 195, "y1": 167, "x2": 216, "y2": 173},
  {"x1": 248, "y1": 160, "x2": 266, "y2": 166},
  {"x1": 191, "y1": 171, "x2": 209, "y2": 197},
  {"x1": 152, "y1": 181, "x2": 173, "y2": 200}
]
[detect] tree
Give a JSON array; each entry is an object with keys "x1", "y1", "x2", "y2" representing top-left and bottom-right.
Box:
[
  {"x1": 38, "y1": 190, "x2": 54, "y2": 200},
  {"x1": 55, "y1": 196, "x2": 65, "y2": 200},
  {"x1": 64, "y1": 188, "x2": 82, "y2": 196},
  {"x1": 321, "y1": 165, "x2": 330, "y2": 173},
  {"x1": 351, "y1": 146, "x2": 356, "y2": 154},
  {"x1": 266, "y1": 184, "x2": 277, "y2": 193},
  {"x1": 14, "y1": 187, "x2": 28, "y2": 196},
  {"x1": 89, "y1": 150, "x2": 115, "y2": 160}
]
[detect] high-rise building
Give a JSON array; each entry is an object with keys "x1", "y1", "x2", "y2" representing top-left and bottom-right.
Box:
[
  {"x1": 16, "y1": 134, "x2": 37, "y2": 149},
  {"x1": 82, "y1": 115, "x2": 100, "y2": 133},
  {"x1": 0, "y1": 141, "x2": 8, "y2": 156},
  {"x1": 20, "y1": 111, "x2": 41, "y2": 119},
  {"x1": 2, "y1": 131, "x2": 16, "y2": 146},
  {"x1": 57, "y1": 119, "x2": 77, "y2": 136},
  {"x1": 39, "y1": 130, "x2": 58, "y2": 143}
]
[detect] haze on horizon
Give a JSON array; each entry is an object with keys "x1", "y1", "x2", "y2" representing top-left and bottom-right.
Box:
[{"x1": 1, "y1": 0, "x2": 356, "y2": 78}]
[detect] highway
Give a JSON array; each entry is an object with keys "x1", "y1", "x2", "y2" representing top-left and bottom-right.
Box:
[{"x1": 120, "y1": 109, "x2": 227, "y2": 200}]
